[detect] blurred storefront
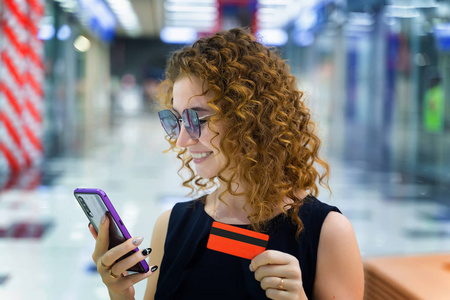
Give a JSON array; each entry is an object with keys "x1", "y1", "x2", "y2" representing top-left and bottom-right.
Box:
[
  {"x1": 0, "y1": 0, "x2": 45, "y2": 177},
  {"x1": 0, "y1": 0, "x2": 114, "y2": 189},
  {"x1": 42, "y1": 1, "x2": 113, "y2": 157},
  {"x1": 282, "y1": 0, "x2": 450, "y2": 200}
]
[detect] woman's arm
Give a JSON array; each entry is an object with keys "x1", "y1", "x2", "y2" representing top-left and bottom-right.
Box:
[
  {"x1": 313, "y1": 212, "x2": 364, "y2": 299},
  {"x1": 143, "y1": 209, "x2": 172, "y2": 300}
]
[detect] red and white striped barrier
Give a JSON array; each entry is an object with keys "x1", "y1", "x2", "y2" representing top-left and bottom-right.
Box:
[{"x1": 0, "y1": 0, "x2": 45, "y2": 181}]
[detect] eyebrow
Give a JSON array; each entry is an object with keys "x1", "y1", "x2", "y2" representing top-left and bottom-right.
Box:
[{"x1": 172, "y1": 107, "x2": 211, "y2": 114}]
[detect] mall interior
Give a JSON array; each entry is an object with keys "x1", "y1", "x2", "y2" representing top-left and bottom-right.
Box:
[{"x1": 1, "y1": 0, "x2": 450, "y2": 299}]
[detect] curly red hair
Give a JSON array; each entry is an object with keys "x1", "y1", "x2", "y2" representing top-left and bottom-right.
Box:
[{"x1": 159, "y1": 28, "x2": 330, "y2": 236}]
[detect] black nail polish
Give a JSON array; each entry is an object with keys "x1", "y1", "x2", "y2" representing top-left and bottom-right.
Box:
[
  {"x1": 141, "y1": 248, "x2": 152, "y2": 256},
  {"x1": 151, "y1": 265, "x2": 158, "y2": 272}
]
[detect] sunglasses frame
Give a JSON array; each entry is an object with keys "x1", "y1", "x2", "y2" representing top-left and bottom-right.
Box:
[{"x1": 158, "y1": 108, "x2": 213, "y2": 140}]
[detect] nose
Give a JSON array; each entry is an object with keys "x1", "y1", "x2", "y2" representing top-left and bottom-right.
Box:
[{"x1": 176, "y1": 124, "x2": 197, "y2": 148}]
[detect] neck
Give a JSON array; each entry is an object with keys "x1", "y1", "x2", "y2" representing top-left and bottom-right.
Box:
[
  {"x1": 215, "y1": 182, "x2": 247, "y2": 208},
  {"x1": 205, "y1": 182, "x2": 252, "y2": 224},
  {"x1": 204, "y1": 179, "x2": 309, "y2": 224}
]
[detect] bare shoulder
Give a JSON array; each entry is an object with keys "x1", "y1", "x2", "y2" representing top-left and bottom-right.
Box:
[
  {"x1": 144, "y1": 209, "x2": 172, "y2": 300},
  {"x1": 150, "y1": 209, "x2": 172, "y2": 248},
  {"x1": 153, "y1": 209, "x2": 172, "y2": 234},
  {"x1": 313, "y1": 211, "x2": 364, "y2": 299},
  {"x1": 322, "y1": 211, "x2": 355, "y2": 237}
]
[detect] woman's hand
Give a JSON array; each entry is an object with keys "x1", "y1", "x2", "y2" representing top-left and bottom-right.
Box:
[
  {"x1": 89, "y1": 214, "x2": 157, "y2": 300},
  {"x1": 250, "y1": 250, "x2": 308, "y2": 300}
]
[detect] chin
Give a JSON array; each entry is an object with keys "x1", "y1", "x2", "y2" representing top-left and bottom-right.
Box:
[
  {"x1": 196, "y1": 171, "x2": 216, "y2": 180},
  {"x1": 195, "y1": 167, "x2": 218, "y2": 180}
]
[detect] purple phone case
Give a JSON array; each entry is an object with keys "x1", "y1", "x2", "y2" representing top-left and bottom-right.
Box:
[{"x1": 74, "y1": 188, "x2": 149, "y2": 273}]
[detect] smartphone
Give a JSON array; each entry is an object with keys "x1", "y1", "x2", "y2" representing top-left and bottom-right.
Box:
[{"x1": 74, "y1": 188, "x2": 149, "y2": 273}]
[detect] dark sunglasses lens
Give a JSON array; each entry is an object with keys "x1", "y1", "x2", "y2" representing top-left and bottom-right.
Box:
[
  {"x1": 158, "y1": 110, "x2": 180, "y2": 139},
  {"x1": 183, "y1": 109, "x2": 200, "y2": 139}
]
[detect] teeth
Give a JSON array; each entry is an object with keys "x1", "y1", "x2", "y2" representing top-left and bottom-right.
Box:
[{"x1": 191, "y1": 152, "x2": 211, "y2": 159}]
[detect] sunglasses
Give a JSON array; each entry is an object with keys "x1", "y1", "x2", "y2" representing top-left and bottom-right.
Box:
[{"x1": 158, "y1": 109, "x2": 212, "y2": 139}]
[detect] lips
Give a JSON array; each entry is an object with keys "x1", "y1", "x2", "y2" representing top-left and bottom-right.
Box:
[{"x1": 190, "y1": 151, "x2": 213, "y2": 163}]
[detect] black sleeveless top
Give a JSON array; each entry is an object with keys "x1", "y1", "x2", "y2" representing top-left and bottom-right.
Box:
[{"x1": 155, "y1": 195, "x2": 341, "y2": 300}]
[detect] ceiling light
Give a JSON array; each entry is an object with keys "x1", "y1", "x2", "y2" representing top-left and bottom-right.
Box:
[
  {"x1": 160, "y1": 26, "x2": 198, "y2": 44},
  {"x1": 57, "y1": 25, "x2": 72, "y2": 41},
  {"x1": 164, "y1": 4, "x2": 217, "y2": 13},
  {"x1": 348, "y1": 12, "x2": 375, "y2": 26},
  {"x1": 60, "y1": 0, "x2": 77, "y2": 10},
  {"x1": 37, "y1": 24, "x2": 55, "y2": 40},
  {"x1": 165, "y1": 20, "x2": 216, "y2": 30},
  {"x1": 295, "y1": 7, "x2": 318, "y2": 31},
  {"x1": 256, "y1": 28, "x2": 288, "y2": 46},
  {"x1": 257, "y1": 0, "x2": 292, "y2": 5},
  {"x1": 74, "y1": 35, "x2": 91, "y2": 52},
  {"x1": 386, "y1": 5, "x2": 420, "y2": 18},
  {"x1": 166, "y1": 0, "x2": 216, "y2": 4},
  {"x1": 412, "y1": 0, "x2": 438, "y2": 8},
  {"x1": 165, "y1": 12, "x2": 218, "y2": 21},
  {"x1": 104, "y1": 0, "x2": 141, "y2": 35},
  {"x1": 163, "y1": 0, "x2": 218, "y2": 32}
]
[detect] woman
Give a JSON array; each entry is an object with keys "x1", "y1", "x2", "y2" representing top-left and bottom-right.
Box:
[{"x1": 90, "y1": 28, "x2": 364, "y2": 299}]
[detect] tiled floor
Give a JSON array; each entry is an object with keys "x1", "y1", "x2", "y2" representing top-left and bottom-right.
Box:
[{"x1": 1, "y1": 113, "x2": 449, "y2": 299}]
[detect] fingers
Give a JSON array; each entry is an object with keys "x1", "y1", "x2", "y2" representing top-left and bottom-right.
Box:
[
  {"x1": 93, "y1": 214, "x2": 110, "y2": 262},
  {"x1": 250, "y1": 250, "x2": 304, "y2": 299},
  {"x1": 88, "y1": 223, "x2": 98, "y2": 239},
  {"x1": 253, "y1": 264, "x2": 296, "y2": 282},
  {"x1": 101, "y1": 236, "x2": 145, "y2": 269},
  {"x1": 105, "y1": 265, "x2": 159, "y2": 296},
  {"x1": 260, "y1": 276, "x2": 292, "y2": 300},
  {"x1": 265, "y1": 288, "x2": 291, "y2": 300},
  {"x1": 120, "y1": 266, "x2": 158, "y2": 285},
  {"x1": 88, "y1": 212, "x2": 158, "y2": 297},
  {"x1": 260, "y1": 276, "x2": 303, "y2": 300},
  {"x1": 251, "y1": 250, "x2": 297, "y2": 282},
  {"x1": 250, "y1": 250, "x2": 292, "y2": 272},
  {"x1": 110, "y1": 247, "x2": 152, "y2": 276},
  {"x1": 260, "y1": 276, "x2": 285, "y2": 291}
]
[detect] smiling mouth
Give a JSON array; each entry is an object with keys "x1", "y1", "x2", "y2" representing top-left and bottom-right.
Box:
[{"x1": 190, "y1": 152, "x2": 213, "y2": 159}]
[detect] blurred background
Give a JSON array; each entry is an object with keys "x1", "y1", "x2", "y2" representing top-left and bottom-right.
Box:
[{"x1": 1, "y1": 0, "x2": 450, "y2": 299}]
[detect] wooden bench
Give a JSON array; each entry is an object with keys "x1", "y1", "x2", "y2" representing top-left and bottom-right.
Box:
[{"x1": 363, "y1": 254, "x2": 450, "y2": 300}]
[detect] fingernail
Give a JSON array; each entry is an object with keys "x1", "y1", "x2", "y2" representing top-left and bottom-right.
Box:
[
  {"x1": 249, "y1": 264, "x2": 254, "y2": 272},
  {"x1": 100, "y1": 215, "x2": 106, "y2": 224},
  {"x1": 151, "y1": 265, "x2": 158, "y2": 272},
  {"x1": 141, "y1": 248, "x2": 152, "y2": 256},
  {"x1": 133, "y1": 237, "x2": 144, "y2": 246}
]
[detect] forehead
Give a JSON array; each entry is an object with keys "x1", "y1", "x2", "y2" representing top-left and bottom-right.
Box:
[{"x1": 172, "y1": 76, "x2": 213, "y2": 110}]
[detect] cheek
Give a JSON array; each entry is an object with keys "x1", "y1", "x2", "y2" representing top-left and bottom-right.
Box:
[
  {"x1": 208, "y1": 122, "x2": 225, "y2": 145},
  {"x1": 202, "y1": 130, "x2": 220, "y2": 151}
]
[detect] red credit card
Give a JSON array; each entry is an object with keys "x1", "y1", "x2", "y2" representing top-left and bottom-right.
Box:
[{"x1": 207, "y1": 221, "x2": 269, "y2": 260}]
